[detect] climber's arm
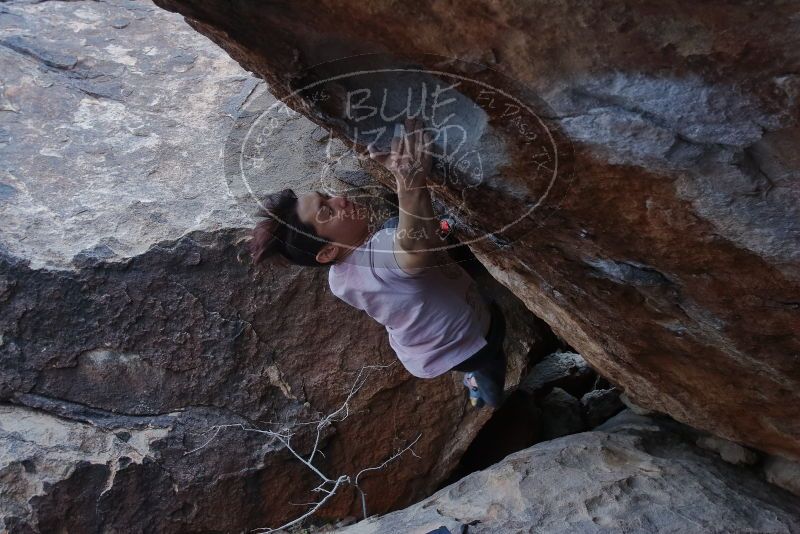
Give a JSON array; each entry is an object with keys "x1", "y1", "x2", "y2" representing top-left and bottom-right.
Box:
[
  {"x1": 394, "y1": 182, "x2": 441, "y2": 274},
  {"x1": 368, "y1": 118, "x2": 441, "y2": 274}
]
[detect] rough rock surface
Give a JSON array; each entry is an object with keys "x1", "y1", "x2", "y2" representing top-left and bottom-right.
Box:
[
  {"x1": 336, "y1": 411, "x2": 800, "y2": 534},
  {"x1": 520, "y1": 351, "x2": 594, "y2": 397},
  {"x1": 696, "y1": 434, "x2": 759, "y2": 466},
  {"x1": 581, "y1": 388, "x2": 625, "y2": 428},
  {"x1": 154, "y1": 0, "x2": 800, "y2": 459},
  {"x1": 764, "y1": 455, "x2": 800, "y2": 498},
  {"x1": 0, "y1": 1, "x2": 548, "y2": 531},
  {"x1": 0, "y1": 0, "x2": 251, "y2": 270},
  {"x1": 620, "y1": 392, "x2": 656, "y2": 416}
]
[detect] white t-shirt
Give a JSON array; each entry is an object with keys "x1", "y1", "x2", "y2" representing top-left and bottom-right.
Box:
[{"x1": 328, "y1": 228, "x2": 491, "y2": 378}]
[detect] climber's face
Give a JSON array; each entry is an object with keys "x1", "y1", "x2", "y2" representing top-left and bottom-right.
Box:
[{"x1": 296, "y1": 191, "x2": 371, "y2": 264}]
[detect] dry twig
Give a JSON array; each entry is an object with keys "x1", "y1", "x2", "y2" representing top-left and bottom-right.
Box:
[{"x1": 184, "y1": 364, "x2": 422, "y2": 533}]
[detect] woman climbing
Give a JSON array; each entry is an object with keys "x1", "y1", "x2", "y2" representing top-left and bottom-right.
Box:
[{"x1": 248, "y1": 117, "x2": 507, "y2": 408}]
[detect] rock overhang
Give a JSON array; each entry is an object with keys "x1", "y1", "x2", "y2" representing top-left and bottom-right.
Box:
[{"x1": 154, "y1": 0, "x2": 800, "y2": 459}]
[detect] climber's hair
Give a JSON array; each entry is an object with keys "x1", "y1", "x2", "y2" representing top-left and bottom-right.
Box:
[{"x1": 248, "y1": 188, "x2": 330, "y2": 267}]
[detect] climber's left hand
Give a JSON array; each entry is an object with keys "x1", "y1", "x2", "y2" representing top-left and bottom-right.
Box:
[{"x1": 368, "y1": 117, "x2": 433, "y2": 194}]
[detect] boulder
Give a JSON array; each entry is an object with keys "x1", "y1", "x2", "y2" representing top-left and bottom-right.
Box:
[
  {"x1": 539, "y1": 387, "x2": 584, "y2": 440},
  {"x1": 581, "y1": 387, "x2": 625, "y2": 428},
  {"x1": 764, "y1": 455, "x2": 800, "y2": 498},
  {"x1": 335, "y1": 412, "x2": 800, "y2": 534},
  {"x1": 154, "y1": 0, "x2": 800, "y2": 459},
  {"x1": 520, "y1": 351, "x2": 595, "y2": 397},
  {"x1": 0, "y1": 1, "x2": 546, "y2": 531},
  {"x1": 620, "y1": 392, "x2": 656, "y2": 416},
  {"x1": 696, "y1": 435, "x2": 759, "y2": 466}
]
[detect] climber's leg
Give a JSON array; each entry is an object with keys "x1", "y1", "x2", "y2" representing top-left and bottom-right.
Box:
[
  {"x1": 463, "y1": 373, "x2": 486, "y2": 408},
  {"x1": 461, "y1": 347, "x2": 507, "y2": 407},
  {"x1": 453, "y1": 300, "x2": 507, "y2": 407}
]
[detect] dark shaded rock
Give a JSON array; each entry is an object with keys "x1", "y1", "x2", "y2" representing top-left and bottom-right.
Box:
[
  {"x1": 763, "y1": 455, "x2": 800, "y2": 497},
  {"x1": 695, "y1": 435, "x2": 760, "y2": 466},
  {"x1": 581, "y1": 387, "x2": 624, "y2": 428},
  {"x1": 539, "y1": 387, "x2": 584, "y2": 440},
  {"x1": 153, "y1": 0, "x2": 800, "y2": 460},
  {"x1": 336, "y1": 411, "x2": 800, "y2": 533},
  {"x1": 0, "y1": 35, "x2": 79, "y2": 70},
  {"x1": 443, "y1": 390, "x2": 541, "y2": 484},
  {"x1": 519, "y1": 351, "x2": 594, "y2": 397}
]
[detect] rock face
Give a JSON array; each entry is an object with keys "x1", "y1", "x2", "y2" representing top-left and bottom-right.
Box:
[
  {"x1": 520, "y1": 351, "x2": 594, "y2": 397},
  {"x1": 696, "y1": 435, "x2": 759, "y2": 466},
  {"x1": 581, "y1": 388, "x2": 625, "y2": 428},
  {"x1": 764, "y1": 455, "x2": 800, "y2": 498},
  {"x1": 153, "y1": 0, "x2": 800, "y2": 459},
  {"x1": 0, "y1": 1, "x2": 548, "y2": 531},
  {"x1": 336, "y1": 411, "x2": 800, "y2": 534},
  {"x1": 539, "y1": 387, "x2": 584, "y2": 440}
]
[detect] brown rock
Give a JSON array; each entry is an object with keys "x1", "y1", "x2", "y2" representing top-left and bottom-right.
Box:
[
  {"x1": 154, "y1": 0, "x2": 800, "y2": 459},
  {"x1": 620, "y1": 392, "x2": 656, "y2": 416}
]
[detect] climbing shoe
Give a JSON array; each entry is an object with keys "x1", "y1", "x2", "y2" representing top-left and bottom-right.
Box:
[
  {"x1": 463, "y1": 369, "x2": 504, "y2": 408},
  {"x1": 463, "y1": 373, "x2": 486, "y2": 408}
]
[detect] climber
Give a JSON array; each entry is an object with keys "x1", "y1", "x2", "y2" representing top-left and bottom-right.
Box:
[{"x1": 248, "y1": 117, "x2": 507, "y2": 408}]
